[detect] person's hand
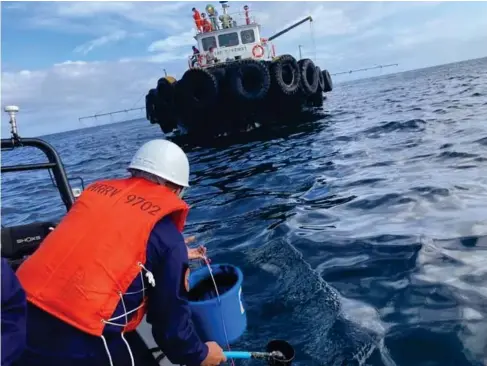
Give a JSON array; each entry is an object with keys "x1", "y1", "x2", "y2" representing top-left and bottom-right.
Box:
[
  {"x1": 188, "y1": 245, "x2": 208, "y2": 261},
  {"x1": 201, "y1": 341, "x2": 226, "y2": 366},
  {"x1": 185, "y1": 236, "x2": 210, "y2": 261}
]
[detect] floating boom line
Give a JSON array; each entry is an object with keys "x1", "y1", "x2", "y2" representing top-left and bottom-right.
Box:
[
  {"x1": 331, "y1": 63, "x2": 398, "y2": 76},
  {"x1": 78, "y1": 107, "x2": 145, "y2": 122}
]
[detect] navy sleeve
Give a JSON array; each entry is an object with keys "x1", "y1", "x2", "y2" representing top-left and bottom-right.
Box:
[
  {"x1": 145, "y1": 217, "x2": 208, "y2": 366},
  {"x1": 1, "y1": 258, "x2": 27, "y2": 366}
]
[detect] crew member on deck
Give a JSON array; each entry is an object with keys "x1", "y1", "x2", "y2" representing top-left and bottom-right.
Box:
[
  {"x1": 201, "y1": 13, "x2": 213, "y2": 32},
  {"x1": 192, "y1": 8, "x2": 203, "y2": 32},
  {"x1": 1, "y1": 258, "x2": 27, "y2": 366},
  {"x1": 191, "y1": 46, "x2": 201, "y2": 67},
  {"x1": 206, "y1": 47, "x2": 219, "y2": 65},
  {"x1": 244, "y1": 5, "x2": 250, "y2": 25},
  {"x1": 13, "y1": 139, "x2": 227, "y2": 366}
]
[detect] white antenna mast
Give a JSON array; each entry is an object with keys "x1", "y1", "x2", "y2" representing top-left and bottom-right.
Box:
[{"x1": 4, "y1": 105, "x2": 20, "y2": 138}]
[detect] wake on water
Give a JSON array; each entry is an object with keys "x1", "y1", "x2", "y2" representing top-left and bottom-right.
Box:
[{"x1": 239, "y1": 239, "x2": 397, "y2": 366}]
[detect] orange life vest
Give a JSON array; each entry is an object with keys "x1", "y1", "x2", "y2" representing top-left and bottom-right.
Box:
[
  {"x1": 193, "y1": 10, "x2": 203, "y2": 31},
  {"x1": 202, "y1": 19, "x2": 213, "y2": 32},
  {"x1": 16, "y1": 177, "x2": 189, "y2": 336}
]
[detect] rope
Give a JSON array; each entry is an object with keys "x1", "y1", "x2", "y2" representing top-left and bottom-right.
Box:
[
  {"x1": 310, "y1": 20, "x2": 317, "y2": 63},
  {"x1": 101, "y1": 335, "x2": 114, "y2": 366},
  {"x1": 202, "y1": 256, "x2": 236, "y2": 366},
  {"x1": 130, "y1": 93, "x2": 145, "y2": 110},
  {"x1": 99, "y1": 263, "x2": 155, "y2": 366}
]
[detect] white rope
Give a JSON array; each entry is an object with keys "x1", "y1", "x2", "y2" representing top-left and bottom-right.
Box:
[
  {"x1": 138, "y1": 262, "x2": 156, "y2": 287},
  {"x1": 310, "y1": 20, "x2": 317, "y2": 63},
  {"x1": 202, "y1": 256, "x2": 236, "y2": 366},
  {"x1": 98, "y1": 263, "x2": 155, "y2": 366},
  {"x1": 101, "y1": 335, "x2": 114, "y2": 366},
  {"x1": 121, "y1": 332, "x2": 135, "y2": 366},
  {"x1": 119, "y1": 292, "x2": 135, "y2": 366},
  {"x1": 103, "y1": 304, "x2": 145, "y2": 324}
]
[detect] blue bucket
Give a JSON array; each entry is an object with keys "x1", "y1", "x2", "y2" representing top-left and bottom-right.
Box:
[{"x1": 188, "y1": 264, "x2": 247, "y2": 346}]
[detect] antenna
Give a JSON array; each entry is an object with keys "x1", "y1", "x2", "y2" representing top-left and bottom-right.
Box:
[
  {"x1": 220, "y1": 1, "x2": 229, "y2": 15},
  {"x1": 4, "y1": 105, "x2": 20, "y2": 139}
]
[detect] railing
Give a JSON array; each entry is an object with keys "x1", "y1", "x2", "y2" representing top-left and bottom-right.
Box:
[
  {"x1": 1, "y1": 137, "x2": 76, "y2": 211},
  {"x1": 187, "y1": 39, "x2": 276, "y2": 69},
  {"x1": 193, "y1": 10, "x2": 259, "y2": 35},
  {"x1": 187, "y1": 53, "x2": 228, "y2": 69}
]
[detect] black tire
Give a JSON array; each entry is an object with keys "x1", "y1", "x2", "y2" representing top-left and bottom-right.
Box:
[
  {"x1": 316, "y1": 66, "x2": 325, "y2": 92},
  {"x1": 229, "y1": 59, "x2": 271, "y2": 101},
  {"x1": 176, "y1": 68, "x2": 218, "y2": 111},
  {"x1": 145, "y1": 92, "x2": 151, "y2": 121},
  {"x1": 307, "y1": 91, "x2": 324, "y2": 108},
  {"x1": 148, "y1": 86, "x2": 178, "y2": 132},
  {"x1": 208, "y1": 66, "x2": 226, "y2": 86},
  {"x1": 298, "y1": 58, "x2": 319, "y2": 95},
  {"x1": 270, "y1": 54, "x2": 301, "y2": 96},
  {"x1": 157, "y1": 78, "x2": 176, "y2": 113},
  {"x1": 156, "y1": 77, "x2": 174, "y2": 99},
  {"x1": 322, "y1": 69, "x2": 333, "y2": 92},
  {"x1": 145, "y1": 89, "x2": 158, "y2": 124}
]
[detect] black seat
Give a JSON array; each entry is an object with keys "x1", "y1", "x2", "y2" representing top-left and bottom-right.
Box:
[{"x1": 1, "y1": 221, "x2": 56, "y2": 270}]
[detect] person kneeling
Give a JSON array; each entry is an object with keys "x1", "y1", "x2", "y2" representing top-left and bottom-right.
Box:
[{"x1": 14, "y1": 139, "x2": 227, "y2": 366}]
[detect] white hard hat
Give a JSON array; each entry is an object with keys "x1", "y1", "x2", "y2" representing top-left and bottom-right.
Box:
[{"x1": 128, "y1": 139, "x2": 190, "y2": 187}]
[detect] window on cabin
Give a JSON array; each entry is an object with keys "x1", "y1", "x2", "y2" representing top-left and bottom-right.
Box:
[
  {"x1": 218, "y1": 32, "x2": 239, "y2": 48},
  {"x1": 240, "y1": 30, "x2": 255, "y2": 44},
  {"x1": 201, "y1": 37, "x2": 217, "y2": 51}
]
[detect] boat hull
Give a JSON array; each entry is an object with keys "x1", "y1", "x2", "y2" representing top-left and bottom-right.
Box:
[{"x1": 146, "y1": 55, "x2": 333, "y2": 137}]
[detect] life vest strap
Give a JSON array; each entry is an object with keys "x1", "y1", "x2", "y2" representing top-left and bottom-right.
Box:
[
  {"x1": 98, "y1": 262, "x2": 156, "y2": 366},
  {"x1": 100, "y1": 331, "x2": 135, "y2": 366}
]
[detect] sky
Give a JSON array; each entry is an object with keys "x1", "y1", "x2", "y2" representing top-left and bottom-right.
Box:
[{"x1": 1, "y1": 1, "x2": 487, "y2": 137}]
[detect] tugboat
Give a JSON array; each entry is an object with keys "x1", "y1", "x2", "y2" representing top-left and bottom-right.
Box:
[{"x1": 146, "y1": 1, "x2": 333, "y2": 136}]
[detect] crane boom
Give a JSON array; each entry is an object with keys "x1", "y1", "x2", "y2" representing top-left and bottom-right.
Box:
[{"x1": 267, "y1": 16, "x2": 313, "y2": 42}]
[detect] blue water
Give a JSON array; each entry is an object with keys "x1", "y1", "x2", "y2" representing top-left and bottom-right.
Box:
[{"x1": 2, "y1": 57, "x2": 487, "y2": 365}]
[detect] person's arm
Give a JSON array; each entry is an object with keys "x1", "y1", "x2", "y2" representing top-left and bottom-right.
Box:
[
  {"x1": 1, "y1": 258, "x2": 27, "y2": 366},
  {"x1": 145, "y1": 218, "x2": 209, "y2": 366}
]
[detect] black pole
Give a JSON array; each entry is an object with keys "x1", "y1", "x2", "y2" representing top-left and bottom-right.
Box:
[
  {"x1": 267, "y1": 16, "x2": 313, "y2": 42},
  {"x1": 1, "y1": 138, "x2": 75, "y2": 211}
]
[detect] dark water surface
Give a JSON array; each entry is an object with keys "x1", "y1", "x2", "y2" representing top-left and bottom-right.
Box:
[{"x1": 2, "y1": 57, "x2": 487, "y2": 365}]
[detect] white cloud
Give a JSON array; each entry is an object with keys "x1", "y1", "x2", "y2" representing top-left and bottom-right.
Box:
[
  {"x1": 4, "y1": 2, "x2": 26, "y2": 10},
  {"x1": 148, "y1": 29, "x2": 196, "y2": 52},
  {"x1": 387, "y1": 7, "x2": 487, "y2": 51},
  {"x1": 0, "y1": 59, "x2": 182, "y2": 137},
  {"x1": 22, "y1": 1, "x2": 191, "y2": 35},
  {"x1": 74, "y1": 30, "x2": 129, "y2": 54},
  {"x1": 55, "y1": 2, "x2": 134, "y2": 18}
]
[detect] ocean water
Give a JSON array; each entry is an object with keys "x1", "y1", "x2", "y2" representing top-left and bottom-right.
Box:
[{"x1": 2, "y1": 57, "x2": 487, "y2": 366}]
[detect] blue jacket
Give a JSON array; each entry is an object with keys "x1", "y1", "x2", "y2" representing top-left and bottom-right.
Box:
[
  {"x1": 1, "y1": 258, "x2": 27, "y2": 366},
  {"x1": 13, "y1": 217, "x2": 208, "y2": 366}
]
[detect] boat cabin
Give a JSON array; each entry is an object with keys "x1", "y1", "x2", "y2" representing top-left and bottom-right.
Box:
[{"x1": 189, "y1": 3, "x2": 275, "y2": 68}]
